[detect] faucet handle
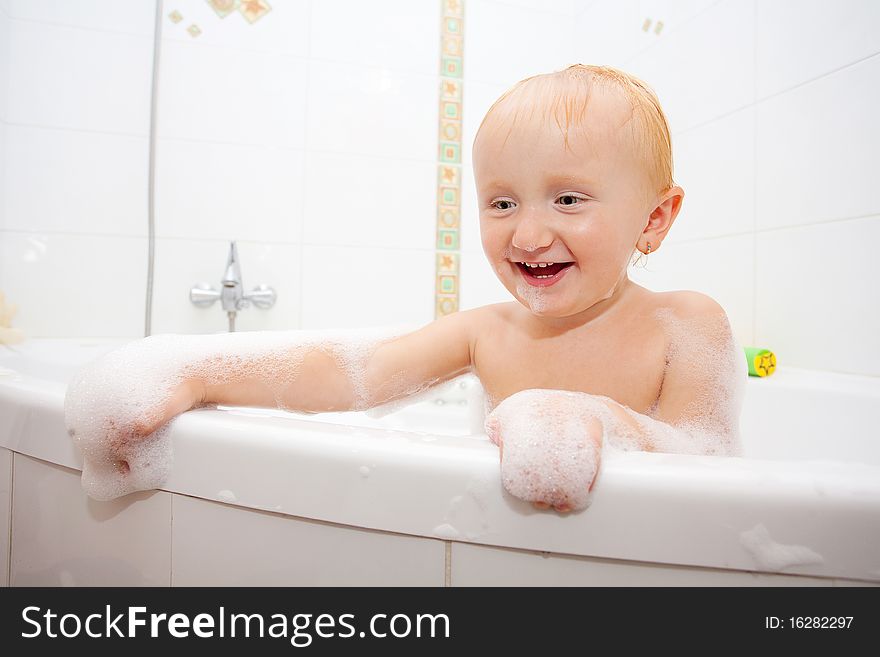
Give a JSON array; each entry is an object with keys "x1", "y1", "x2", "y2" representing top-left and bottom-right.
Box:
[
  {"x1": 190, "y1": 284, "x2": 221, "y2": 307},
  {"x1": 243, "y1": 284, "x2": 277, "y2": 309}
]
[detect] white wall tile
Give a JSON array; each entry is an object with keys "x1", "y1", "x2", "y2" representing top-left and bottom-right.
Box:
[
  {"x1": 156, "y1": 139, "x2": 303, "y2": 243},
  {"x1": 151, "y1": 237, "x2": 301, "y2": 334},
  {"x1": 300, "y1": 244, "x2": 434, "y2": 329},
  {"x1": 573, "y1": 0, "x2": 642, "y2": 68},
  {"x1": 466, "y1": 0, "x2": 577, "y2": 87},
  {"x1": 755, "y1": 216, "x2": 880, "y2": 376},
  {"x1": 756, "y1": 0, "x2": 880, "y2": 99},
  {"x1": 755, "y1": 55, "x2": 880, "y2": 231},
  {"x1": 626, "y1": 0, "x2": 755, "y2": 134},
  {"x1": 0, "y1": 8, "x2": 9, "y2": 121},
  {"x1": 157, "y1": 39, "x2": 307, "y2": 148},
  {"x1": 501, "y1": 0, "x2": 577, "y2": 13},
  {"x1": 0, "y1": 125, "x2": 6, "y2": 231},
  {"x1": 0, "y1": 232, "x2": 146, "y2": 338},
  {"x1": 459, "y1": 248, "x2": 512, "y2": 311},
  {"x1": 6, "y1": 0, "x2": 156, "y2": 35},
  {"x1": 306, "y1": 60, "x2": 437, "y2": 161},
  {"x1": 11, "y1": 453, "x2": 171, "y2": 586},
  {"x1": 171, "y1": 494, "x2": 445, "y2": 586},
  {"x1": 672, "y1": 106, "x2": 754, "y2": 242},
  {"x1": 303, "y1": 151, "x2": 435, "y2": 250},
  {"x1": 7, "y1": 19, "x2": 153, "y2": 134},
  {"x1": 161, "y1": 0, "x2": 309, "y2": 57},
  {"x1": 452, "y1": 542, "x2": 833, "y2": 585},
  {"x1": 310, "y1": 0, "x2": 439, "y2": 75},
  {"x1": 0, "y1": 448, "x2": 11, "y2": 587},
  {"x1": 628, "y1": 233, "x2": 755, "y2": 347},
  {"x1": 3, "y1": 125, "x2": 148, "y2": 236}
]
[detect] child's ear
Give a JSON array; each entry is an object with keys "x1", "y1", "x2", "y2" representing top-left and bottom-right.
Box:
[{"x1": 642, "y1": 185, "x2": 684, "y2": 249}]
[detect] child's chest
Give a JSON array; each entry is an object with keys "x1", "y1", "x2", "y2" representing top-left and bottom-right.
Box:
[{"x1": 472, "y1": 311, "x2": 668, "y2": 415}]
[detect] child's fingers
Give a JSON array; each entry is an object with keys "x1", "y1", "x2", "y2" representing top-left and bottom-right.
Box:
[{"x1": 532, "y1": 501, "x2": 550, "y2": 510}]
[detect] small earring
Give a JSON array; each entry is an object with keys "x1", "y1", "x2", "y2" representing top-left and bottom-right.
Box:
[{"x1": 645, "y1": 241, "x2": 652, "y2": 255}]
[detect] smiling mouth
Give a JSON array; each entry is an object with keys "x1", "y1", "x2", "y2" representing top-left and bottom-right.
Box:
[{"x1": 514, "y1": 261, "x2": 575, "y2": 279}]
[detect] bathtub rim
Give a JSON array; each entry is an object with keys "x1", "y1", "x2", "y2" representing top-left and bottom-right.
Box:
[{"x1": 1, "y1": 364, "x2": 879, "y2": 583}]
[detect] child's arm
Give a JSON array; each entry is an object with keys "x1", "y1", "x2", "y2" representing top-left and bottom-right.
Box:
[
  {"x1": 64, "y1": 309, "x2": 478, "y2": 500},
  {"x1": 152, "y1": 308, "x2": 478, "y2": 433}
]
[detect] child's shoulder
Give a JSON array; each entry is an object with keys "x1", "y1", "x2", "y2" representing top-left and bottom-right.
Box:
[
  {"x1": 642, "y1": 288, "x2": 728, "y2": 322},
  {"x1": 640, "y1": 289, "x2": 735, "y2": 353}
]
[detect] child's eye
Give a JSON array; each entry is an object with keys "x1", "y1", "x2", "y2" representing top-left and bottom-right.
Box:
[
  {"x1": 489, "y1": 199, "x2": 516, "y2": 211},
  {"x1": 556, "y1": 194, "x2": 587, "y2": 207}
]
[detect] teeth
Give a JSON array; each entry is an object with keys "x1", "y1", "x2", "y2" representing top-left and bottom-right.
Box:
[{"x1": 519, "y1": 262, "x2": 554, "y2": 267}]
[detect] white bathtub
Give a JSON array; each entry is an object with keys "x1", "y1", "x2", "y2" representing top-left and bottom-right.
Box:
[{"x1": 0, "y1": 338, "x2": 878, "y2": 586}]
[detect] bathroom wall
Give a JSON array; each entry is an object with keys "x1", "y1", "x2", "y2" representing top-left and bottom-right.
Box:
[
  {"x1": 1, "y1": 0, "x2": 877, "y2": 377},
  {"x1": 573, "y1": 0, "x2": 880, "y2": 377},
  {"x1": 0, "y1": 0, "x2": 155, "y2": 338},
  {"x1": 152, "y1": 0, "x2": 441, "y2": 333}
]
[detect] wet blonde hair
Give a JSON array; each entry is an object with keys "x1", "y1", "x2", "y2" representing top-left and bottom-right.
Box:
[{"x1": 474, "y1": 64, "x2": 674, "y2": 199}]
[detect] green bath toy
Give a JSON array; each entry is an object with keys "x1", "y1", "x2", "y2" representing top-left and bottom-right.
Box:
[{"x1": 744, "y1": 347, "x2": 776, "y2": 377}]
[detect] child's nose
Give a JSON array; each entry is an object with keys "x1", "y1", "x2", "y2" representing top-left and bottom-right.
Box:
[{"x1": 511, "y1": 211, "x2": 554, "y2": 252}]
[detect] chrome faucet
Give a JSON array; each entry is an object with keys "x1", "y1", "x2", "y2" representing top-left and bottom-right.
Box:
[{"x1": 190, "y1": 241, "x2": 277, "y2": 332}]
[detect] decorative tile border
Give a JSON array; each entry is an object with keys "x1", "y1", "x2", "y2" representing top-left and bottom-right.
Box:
[{"x1": 435, "y1": 0, "x2": 464, "y2": 318}]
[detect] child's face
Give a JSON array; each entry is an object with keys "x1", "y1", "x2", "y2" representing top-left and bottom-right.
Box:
[{"x1": 474, "y1": 89, "x2": 654, "y2": 320}]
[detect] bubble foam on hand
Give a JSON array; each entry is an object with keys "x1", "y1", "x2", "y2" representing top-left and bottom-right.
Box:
[{"x1": 486, "y1": 389, "x2": 611, "y2": 512}]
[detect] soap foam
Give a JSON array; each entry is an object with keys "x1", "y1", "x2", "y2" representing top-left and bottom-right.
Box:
[
  {"x1": 739, "y1": 523, "x2": 824, "y2": 571},
  {"x1": 484, "y1": 307, "x2": 746, "y2": 510},
  {"x1": 515, "y1": 279, "x2": 550, "y2": 313},
  {"x1": 650, "y1": 306, "x2": 746, "y2": 456},
  {"x1": 64, "y1": 325, "x2": 418, "y2": 501},
  {"x1": 487, "y1": 389, "x2": 609, "y2": 511}
]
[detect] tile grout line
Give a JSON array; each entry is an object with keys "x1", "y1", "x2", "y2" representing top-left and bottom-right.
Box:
[
  {"x1": 4, "y1": 12, "x2": 154, "y2": 39},
  {"x1": 674, "y1": 49, "x2": 880, "y2": 139},
  {"x1": 5, "y1": 210, "x2": 875, "y2": 246},
  {"x1": 1, "y1": 119, "x2": 437, "y2": 165},
  {"x1": 6, "y1": 452, "x2": 15, "y2": 586},
  {"x1": 445, "y1": 541, "x2": 452, "y2": 587},
  {"x1": 752, "y1": 0, "x2": 758, "y2": 347},
  {"x1": 298, "y1": 0, "x2": 313, "y2": 330},
  {"x1": 754, "y1": 48, "x2": 880, "y2": 106},
  {"x1": 1, "y1": 120, "x2": 149, "y2": 139},
  {"x1": 168, "y1": 493, "x2": 174, "y2": 586}
]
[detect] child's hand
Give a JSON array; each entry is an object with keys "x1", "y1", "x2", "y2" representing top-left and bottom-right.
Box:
[
  {"x1": 64, "y1": 337, "x2": 206, "y2": 500},
  {"x1": 484, "y1": 389, "x2": 606, "y2": 513}
]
